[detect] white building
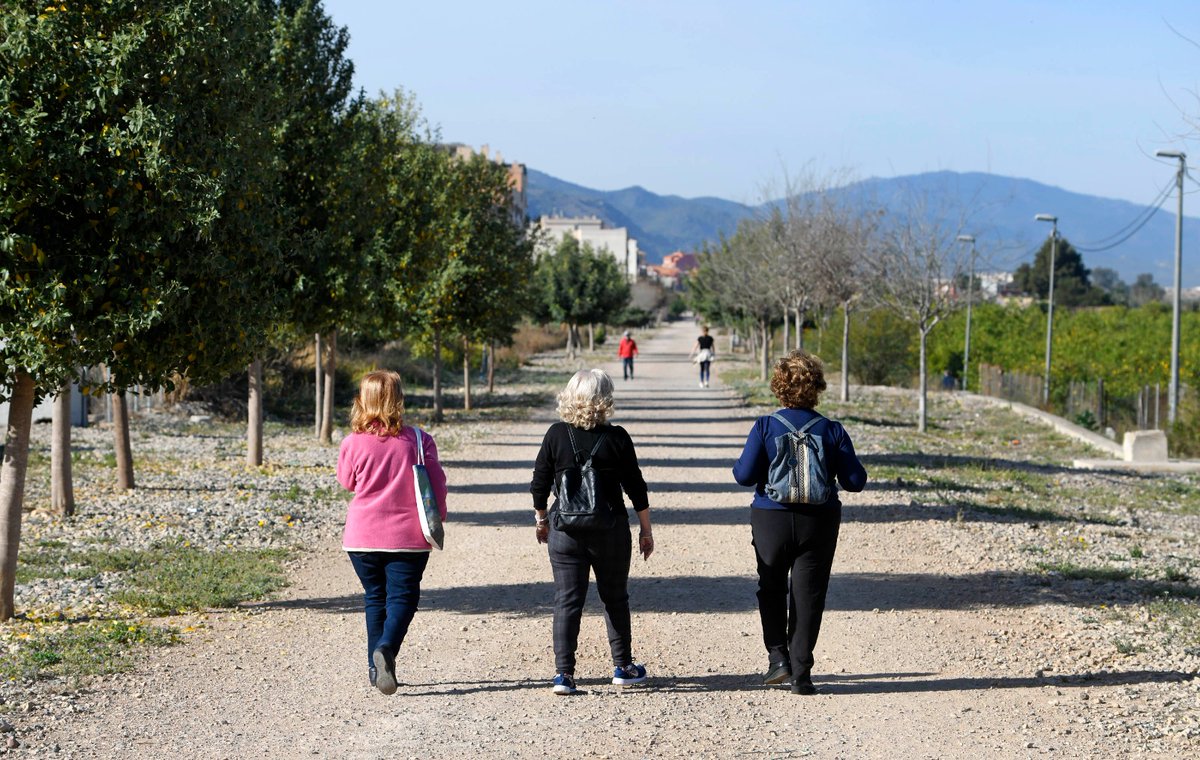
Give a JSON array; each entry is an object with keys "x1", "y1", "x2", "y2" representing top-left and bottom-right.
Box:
[
  {"x1": 535, "y1": 215, "x2": 640, "y2": 281},
  {"x1": 0, "y1": 384, "x2": 87, "y2": 427}
]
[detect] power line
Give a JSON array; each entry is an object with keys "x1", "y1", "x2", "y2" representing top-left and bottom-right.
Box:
[{"x1": 1075, "y1": 178, "x2": 1173, "y2": 253}]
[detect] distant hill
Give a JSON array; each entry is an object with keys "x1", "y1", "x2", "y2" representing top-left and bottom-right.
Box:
[
  {"x1": 525, "y1": 169, "x2": 1200, "y2": 288},
  {"x1": 526, "y1": 169, "x2": 750, "y2": 263}
]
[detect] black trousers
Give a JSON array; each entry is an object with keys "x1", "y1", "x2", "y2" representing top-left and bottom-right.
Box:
[
  {"x1": 547, "y1": 523, "x2": 633, "y2": 674},
  {"x1": 750, "y1": 505, "x2": 841, "y2": 677}
]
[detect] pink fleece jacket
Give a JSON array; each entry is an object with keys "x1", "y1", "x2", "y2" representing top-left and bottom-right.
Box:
[{"x1": 337, "y1": 427, "x2": 448, "y2": 551}]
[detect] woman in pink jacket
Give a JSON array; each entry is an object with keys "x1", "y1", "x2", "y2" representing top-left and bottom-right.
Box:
[{"x1": 337, "y1": 370, "x2": 448, "y2": 695}]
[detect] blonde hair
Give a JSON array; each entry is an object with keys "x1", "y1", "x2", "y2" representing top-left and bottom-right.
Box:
[
  {"x1": 351, "y1": 370, "x2": 406, "y2": 436},
  {"x1": 556, "y1": 369, "x2": 614, "y2": 429},
  {"x1": 770, "y1": 350, "x2": 827, "y2": 409}
]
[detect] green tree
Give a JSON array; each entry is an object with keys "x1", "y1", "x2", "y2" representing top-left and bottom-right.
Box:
[
  {"x1": 1128, "y1": 273, "x2": 1165, "y2": 307},
  {"x1": 0, "y1": 0, "x2": 283, "y2": 618},
  {"x1": 535, "y1": 237, "x2": 631, "y2": 359},
  {"x1": 1012, "y1": 237, "x2": 1109, "y2": 307},
  {"x1": 1092, "y1": 267, "x2": 1130, "y2": 304},
  {"x1": 263, "y1": 0, "x2": 369, "y2": 445}
]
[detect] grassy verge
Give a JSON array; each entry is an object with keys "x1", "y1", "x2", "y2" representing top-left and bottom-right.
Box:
[{"x1": 7, "y1": 542, "x2": 291, "y2": 684}]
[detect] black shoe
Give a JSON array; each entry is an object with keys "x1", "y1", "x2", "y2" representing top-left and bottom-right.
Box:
[
  {"x1": 763, "y1": 662, "x2": 791, "y2": 685},
  {"x1": 369, "y1": 666, "x2": 378, "y2": 687},
  {"x1": 790, "y1": 677, "x2": 817, "y2": 695},
  {"x1": 372, "y1": 647, "x2": 398, "y2": 695}
]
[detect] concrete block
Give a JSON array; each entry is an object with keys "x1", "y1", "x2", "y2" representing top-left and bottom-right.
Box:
[{"x1": 1123, "y1": 430, "x2": 1169, "y2": 462}]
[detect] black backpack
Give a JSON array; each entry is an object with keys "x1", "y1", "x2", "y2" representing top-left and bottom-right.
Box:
[{"x1": 551, "y1": 426, "x2": 615, "y2": 532}]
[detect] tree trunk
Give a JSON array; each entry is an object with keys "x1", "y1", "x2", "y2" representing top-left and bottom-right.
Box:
[
  {"x1": 432, "y1": 327, "x2": 444, "y2": 423},
  {"x1": 918, "y1": 329, "x2": 929, "y2": 433},
  {"x1": 319, "y1": 330, "x2": 336, "y2": 444},
  {"x1": 487, "y1": 340, "x2": 496, "y2": 393},
  {"x1": 572, "y1": 325, "x2": 583, "y2": 359},
  {"x1": 247, "y1": 358, "x2": 263, "y2": 466},
  {"x1": 0, "y1": 371, "x2": 35, "y2": 620},
  {"x1": 840, "y1": 301, "x2": 851, "y2": 403},
  {"x1": 314, "y1": 333, "x2": 323, "y2": 438},
  {"x1": 795, "y1": 309, "x2": 803, "y2": 350},
  {"x1": 112, "y1": 391, "x2": 135, "y2": 490},
  {"x1": 760, "y1": 318, "x2": 770, "y2": 381},
  {"x1": 462, "y1": 336, "x2": 472, "y2": 412},
  {"x1": 782, "y1": 309, "x2": 790, "y2": 355},
  {"x1": 588, "y1": 324, "x2": 595, "y2": 352},
  {"x1": 565, "y1": 324, "x2": 574, "y2": 358},
  {"x1": 51, "y1": 382, "x2": 75, "y2": 517}
]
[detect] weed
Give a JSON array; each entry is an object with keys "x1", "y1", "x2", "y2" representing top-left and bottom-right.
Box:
[
  {"x1": 112, "y1": 546, "x2": 290, "y2": 615},
  {"x1": 1035, "y1": 562, "x2": 1134, "y2": 582},
  {"x1": 1129, "y1": 545, "x2": 1145, "y2": 559},
  {"x1": 271, "y1": 483, "x2": 304, "y2": 502},
  {"x1": 1163, "y1": 567, "x2": 1190, "y2": 583},
  {"x1": 0, "y1": 619, "x2": 178, "y2": 682}
]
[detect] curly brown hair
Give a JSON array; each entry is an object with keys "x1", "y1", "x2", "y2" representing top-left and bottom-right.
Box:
[{"x1": 770, "y1": 350, "x2": 827, "y2": 409}]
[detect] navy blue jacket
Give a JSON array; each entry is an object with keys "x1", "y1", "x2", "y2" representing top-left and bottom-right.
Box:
[{"x1": 732, "y1": 407, "x2": 867, "y2": 510}]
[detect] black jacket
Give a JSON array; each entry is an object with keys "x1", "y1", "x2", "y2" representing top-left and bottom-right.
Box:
[{"x1": 530, "y1": 421, "x2": 649, "y2": 516}]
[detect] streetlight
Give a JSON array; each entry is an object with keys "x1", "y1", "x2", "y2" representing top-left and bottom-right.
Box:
[
  {"x1": 956, "y1": 234, "x2": 977, "y2": 392},
  {"x1": 1035, "y1": 213, "x2": 1058, "y2": 407},
  {"x1": 1155, "y1": 149, "x2": 1186, "y2": 425}
]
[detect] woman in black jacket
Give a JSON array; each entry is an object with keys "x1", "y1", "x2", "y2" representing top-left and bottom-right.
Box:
[
  {"x1": 733, "y1": 351, "x2": 867, "y2": 694},
  {"x1": 530, "y1": 369, "x2": 654, "y2": 695}
]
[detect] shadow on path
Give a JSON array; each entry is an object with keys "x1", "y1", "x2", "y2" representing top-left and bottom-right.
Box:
[
  {"x1": 252, "y1": 568, "x2": 1197, "y2": 617},
  {"x1": 653, "y1": 669, "x2": 1193, "y2": 695}
]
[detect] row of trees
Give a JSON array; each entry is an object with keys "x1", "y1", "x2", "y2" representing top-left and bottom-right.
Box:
[
  {"x1": 688, "y1": 177, "x2": 968, "y2": 432},
  {"x1": 0, "y1": 1, "x2": 558, "y2": 620},
  {"x1": 687, "y1": 175, "x2": 1195, "y2": 440}
]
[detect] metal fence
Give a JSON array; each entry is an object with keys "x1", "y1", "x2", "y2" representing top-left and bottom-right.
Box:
[{"x1": 978, "y1": 363, "x2": 1186, "y2": 437}]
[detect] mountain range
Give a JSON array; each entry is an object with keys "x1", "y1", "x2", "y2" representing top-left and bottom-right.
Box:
[{"x1": 525, "y1": 168, "x2": 1200, "y2": 288}]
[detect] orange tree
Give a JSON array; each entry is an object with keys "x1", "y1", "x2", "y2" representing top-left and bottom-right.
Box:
[{"x1": 0, "y1": 0, "x2": 284, "y2": 619}]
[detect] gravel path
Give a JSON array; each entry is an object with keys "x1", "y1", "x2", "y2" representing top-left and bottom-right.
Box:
[{"x1": 16, "y1": 320, "x2": 1200, "y2": 758}]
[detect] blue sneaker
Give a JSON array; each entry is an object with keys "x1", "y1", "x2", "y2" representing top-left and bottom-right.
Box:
[
  {"x1": 552, "y1": 673, "x2": 578, "y2": 695},
  {"x1": 612, "y1": 663, "x2": 647, "y2": 686}
]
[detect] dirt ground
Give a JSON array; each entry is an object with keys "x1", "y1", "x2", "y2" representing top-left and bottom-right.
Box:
[{"x1": 27, "y1": 320, "x2": 1198, "y2": 759}]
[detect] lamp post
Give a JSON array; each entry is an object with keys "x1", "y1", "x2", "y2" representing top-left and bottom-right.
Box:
[
  {"x1": 1156, "y1": 150, "x2": 1186, "y2": 425},
  {"x1": 956, "y1": 234, "x2": 976, "y2": 391},
  {"x1": 1035, "y1": 214, "x2": 1058, "y2": 407}
]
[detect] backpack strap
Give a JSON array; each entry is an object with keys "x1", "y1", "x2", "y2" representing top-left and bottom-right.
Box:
[
  {"x1": 770, "y1": 412, "x2": 824, "y2": 435},
  {"x1": 770, "y1": 413, "x2": 798, "y2": 433},
  {"x1": 797, "y1": 414, "x2": 824, "y2": 434},
  {"x1": 565, "y1": 425, "x2": 607, "y2": 465},
  {"x1": 565, "y1": 425, "x2": 582, "y2": 463},
  {"x1": 586, "y1": 429, "x2": 608, "y2": 460}
]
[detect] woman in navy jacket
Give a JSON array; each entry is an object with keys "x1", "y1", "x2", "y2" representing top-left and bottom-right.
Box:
[{"x1": 733, "y1": 350, "x2": 867, "y2": 694}]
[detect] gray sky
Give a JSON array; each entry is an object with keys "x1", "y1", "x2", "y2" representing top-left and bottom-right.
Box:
[{"x1": 323, "y1": 0, "x2": 1200, "y2": 208}]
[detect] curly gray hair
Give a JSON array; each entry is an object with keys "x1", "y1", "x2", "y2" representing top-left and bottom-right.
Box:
[{"x1": 556, "y1": 369, "x2": 615, "y2": 429}]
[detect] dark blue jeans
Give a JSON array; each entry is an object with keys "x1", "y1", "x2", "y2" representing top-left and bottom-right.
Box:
[
  {"x1": 750, "y1": 505, "x2": 841, "y2": 678},
  {"x1": 548, "y1": 524, "x2": 633, "y2": 674},
  {"x1": 699, "y1": 360, "x2": 712, "y2": 384},
  {"x1": 348, "y1": 551, "x2": 430, "y2": 667},
  {"x1": 622, "y1": 357, "x2": 635, "y2": 379}
]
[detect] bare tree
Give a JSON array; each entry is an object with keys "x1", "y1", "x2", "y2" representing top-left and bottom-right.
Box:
[
  {"x1": 869, "y1": 197, "x2": 967, "y2": 432},
  {"x1": 811, "y1": 204, "x2": 881, "y2": 402}
]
